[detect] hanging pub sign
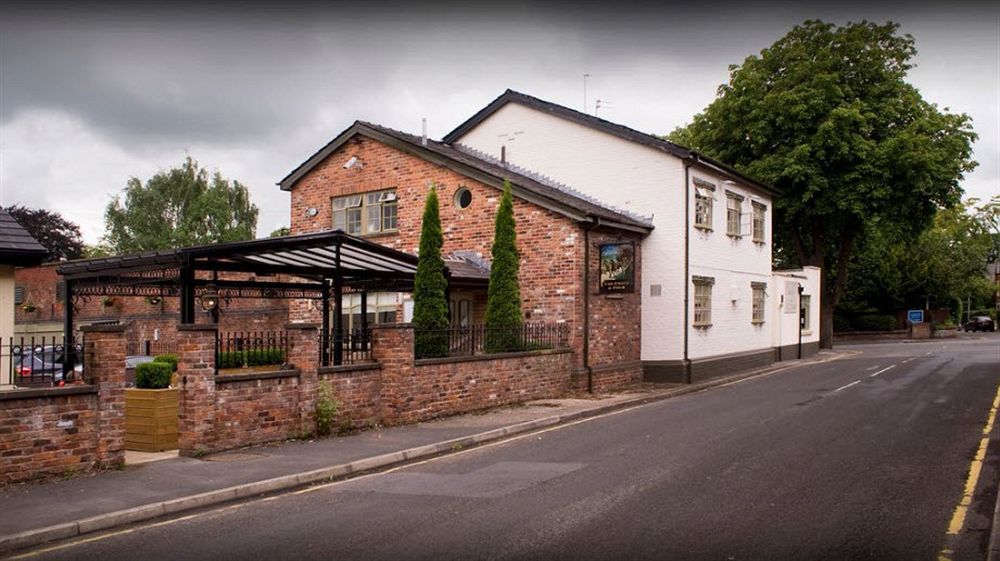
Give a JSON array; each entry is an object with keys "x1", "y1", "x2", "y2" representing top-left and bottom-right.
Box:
[{"x1": 599, "y1": 242, "x2": 636, "y2": 294}]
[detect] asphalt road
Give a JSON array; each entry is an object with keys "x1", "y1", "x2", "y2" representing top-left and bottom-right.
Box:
[{"x1": 12, "y1": 334, "x2": 1000, "y2": 561}]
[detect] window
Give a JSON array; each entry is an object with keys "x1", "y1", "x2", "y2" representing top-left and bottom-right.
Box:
[
  {"x1": 694, "y1": 181, "x2": 715, "y2": 230},
  {"x1": 752, "y1": 202, "x2": 766, "y2": 243},
  {"x1": 800, "y1": 294, "x2": 811, "y2": 332},
  {"x1": 751, "y1": 282, "x2": 767, "y2": 324},
  {"x1": 14, "y1": 286, "x2": 24, "y2": 305},
  {"x1": 333, "y1": 189, "x2": 397, "y2": 235},
  {"x1": 338, "y1": 292, "x2": 399, "y2": 332},
  {"x1": 453, "y1": 187, "x2": 473, "y2": 209},
  {"x1": 726, "y1": 192, "x2": 743, "y2": 237},
  {"x1": 693, "y1": 276, "x2": 714, "y2": 326}
]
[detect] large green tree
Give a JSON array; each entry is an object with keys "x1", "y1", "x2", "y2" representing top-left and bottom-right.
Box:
[
  {"x1": 485, "y1": 181, "x2": 523, "y2": 352},
  {"x1": 412, "y1": 185, "x2": 450, "y2": 358},
  {"x1": 4, "y1": 205, "x2": 84, "y2": 261},
  {"x1": 103, "y1": 157, "x2": 258, "y2": 253},
  {"x1": 670, "y1": 20, "x2": 977, "y2": 347}
]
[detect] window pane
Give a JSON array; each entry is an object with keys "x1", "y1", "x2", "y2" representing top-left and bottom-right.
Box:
[
  {"x1": 378, "y1": 310, "x2": 396, "y2": 323},
  {"x1": 367, "y1": 192, "x2": 381, "y2": 205},
  {"x1": 347, "y1": 208, "x2": 362, "y2": 234},
  {"x1": 383, "y1": 203, "x2": 398, "y2": 230},
  {"x1": 333, "y1": 197, "x2": 347, "y2": 210},
  {"x1": 367, "y1": 205, "x2": 381, "y2": 233},
  {"x1": 333, "y1": 210, "x2": 346, "y2": 231},
  {"x1": 345, "y1": 195, "x2": 362, "y2": 208}
]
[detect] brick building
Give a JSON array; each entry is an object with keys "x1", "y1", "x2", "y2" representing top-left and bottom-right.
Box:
[{"x1": 281, "y1": 121, "x2": 651, "y2": 387}]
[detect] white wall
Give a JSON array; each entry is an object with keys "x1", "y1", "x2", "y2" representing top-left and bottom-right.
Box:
[
  {"x1": 0, "y1": 265, "x2": 14, "y2": 387},
  {"x1": 454, "y1": 103, "x2": 688, "y2": 361},
  {"x1": 687, "y1": 169, "x2": 775, "y2": 359},
  {"x1": 770, "y1": 267, "x2": 821, "y2": 354}
]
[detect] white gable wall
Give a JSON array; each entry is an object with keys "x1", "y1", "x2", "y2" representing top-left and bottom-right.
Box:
[{"x1": 455, "y1": 103, "x2": 687, "y2": 361}]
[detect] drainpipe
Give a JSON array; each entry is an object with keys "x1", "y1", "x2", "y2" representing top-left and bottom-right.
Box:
[
  {"x1": 683, "y1": 162, "x2": 692, "y2": 384},
  {"x1": 583, "y1": 221, "x2": 594, "y2": 393}
]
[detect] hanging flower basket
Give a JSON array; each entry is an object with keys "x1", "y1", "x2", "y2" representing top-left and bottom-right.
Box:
[
  {"x1": 21, "y1": 303, "x2": 36, "y2": 313},
  {"x1": 102, "y1": 297, "x2": 115, "y2": 307}
]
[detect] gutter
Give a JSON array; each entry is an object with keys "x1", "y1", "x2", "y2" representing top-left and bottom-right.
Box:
[
  {"x1": 683, "y1": 162, "x2": 692, "y2": 384},
  {"x1": 583, "y1": 221, "x2": 594, "y2": 393}
]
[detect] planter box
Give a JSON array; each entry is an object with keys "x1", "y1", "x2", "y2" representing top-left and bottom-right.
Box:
[{"x1": 125, "y1": 387, "x2": 179, "y2": 452}]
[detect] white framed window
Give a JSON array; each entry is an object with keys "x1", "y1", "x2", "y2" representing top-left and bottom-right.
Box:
[
  {"x1": 338, "y1": 292, "x2": 399, "y2": 333},
  {"x1": 333, "y1": 189, "x2": 397, "y2": 235},
  {"x1": 752, "y1": 202, "x2": 766, "y2": 243},
  {"x1": 751, "y1": 282, "x2": 767, "y2": 324},
  {"x1": 800, "y1": 294, "x2": 811, "y2": 332},
  {"x1": 693, "y1": 276, "x2": 714, "y2": 327},
  {"x1": 726, "y1": 192, "x2": 743, "y2": 237},
  {"x1": 694, "y1": 181, "x2": 715, "y2": 230}
]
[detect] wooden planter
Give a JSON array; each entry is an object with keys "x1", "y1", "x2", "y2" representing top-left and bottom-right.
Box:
[{"x1": 125, "y1": 388, "x2": 179, "y2": 452}]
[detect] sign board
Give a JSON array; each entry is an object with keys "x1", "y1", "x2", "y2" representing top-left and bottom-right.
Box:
[
  {"x1": 599, "y1": 243, "x2": 635, "y2": 294},
  {"x1": 907, "y1": 309, "x2": 924, "y2": 324}
]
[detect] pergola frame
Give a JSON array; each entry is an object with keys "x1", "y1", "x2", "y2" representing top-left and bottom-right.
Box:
[{"x1": 57, "y1": 231, "x2": 449, "y2": 370}]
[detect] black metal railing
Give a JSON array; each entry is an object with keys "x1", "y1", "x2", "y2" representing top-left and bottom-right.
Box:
[
  {"x1": 2, "y1": 336, "x2": 86, "y2": 388},
  {"x1": 126, "y1": 340, "x2": 179, "y2": 357},
  {"x1": 324, "y1": 328, "x2": 374, "y2": 366},
  {"x1": 216, "y1": 331, "x2": 289, "y2": 373},
  {"x1": 414, "y1": 323, "x2": 570, "y2": 359}
]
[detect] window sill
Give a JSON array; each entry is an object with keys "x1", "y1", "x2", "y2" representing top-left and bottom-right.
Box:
[
  {"x1": 727, "y1": 233, "x2": 743, "y2": 239},
  {"x1": 752, "y1": 239, "x2": 765, "y2": 245},
  {"x1": 692, "y1": 323, "x2": 712, "y2": 329},
  {"x1": 694, "y1": 225, "x2": 713, "y2": 232},
  {"x1": 751, "y1": 321, "x2": 765, "y2": 325},
  {"x1": 351, "y1": 230, "x2": 400, "y2": 239},
  {"x1": 801, "y1": 330, "x2": 812, "y2": 336}
]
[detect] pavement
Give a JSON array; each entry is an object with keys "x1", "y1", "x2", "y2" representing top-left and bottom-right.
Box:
[{"x1": 0, "y1": 349, "x2": 848, "y2": 555}]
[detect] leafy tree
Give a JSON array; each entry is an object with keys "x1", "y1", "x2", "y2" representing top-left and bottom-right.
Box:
[
  {"x1": 4, "y1": 205, "x2": 84, "y2": 261},
  {"x1": 83, "y1": 244, "x2": 114, "y2": 258},
  {"x1": 103, "y1": 157, "x2": 258, "y2": 253},
  {"x1": 670, "y1": 20, "x2": 977, "y2": 347},
  {"x1": 485, "y1": 181, "x2": 523, "y2": 352},
  {"x1": 841, "y1": 197, "x2": 999, "y2": 323},
  {"x1": 412, "y1": 185, "x2": 450, "y2": 358},
  {"x1": 269, "y1": 226, "x2": 291, "y2": 238}
]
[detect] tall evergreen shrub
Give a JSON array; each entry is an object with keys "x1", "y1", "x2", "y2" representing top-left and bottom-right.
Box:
[
  {"x1": 412, "y1": 186, "x2": 450, "y2": 358},
  {"x1": 485, "y1": 181, "x2": 523, "y2": 352}
]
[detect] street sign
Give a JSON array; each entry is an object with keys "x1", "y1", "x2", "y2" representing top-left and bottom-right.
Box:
[{"x1": 907, "y1": 309, "x2": 924, "y2": 324}]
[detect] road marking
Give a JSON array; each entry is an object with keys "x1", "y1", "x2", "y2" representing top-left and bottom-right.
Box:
[
  {"x1": 865, "y1": 365, "x2": 880, "y2": 371},
  {"x1": 869, "y1": 365, "x2": 896, "y2": 378},
  {"x1": 937, "y1": 380, "x2": 1000, "y2": 561},
  {"x1": 901, "y1": 357, "x2": 916, "y2": 364},
  {"x1": 833, "y1": 380, "x2": 861, "y2": 392}
]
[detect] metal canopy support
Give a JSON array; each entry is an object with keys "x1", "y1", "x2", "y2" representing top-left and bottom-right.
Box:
[
  {"x1": 180, "y1": 265, "x2": 195, "y2": 324},
  {"x1": 360, "y1": 290, "x2": 368, "y2": 334},
  {"x1": 332, "y1": 240, "x2": 344, "y2": 366},
  {"x1": 62, "y1": 279, "x2": 75, "y2": 378},
  {"x1": 321, "y1": 281, "x2": 330, "y2": 367}
]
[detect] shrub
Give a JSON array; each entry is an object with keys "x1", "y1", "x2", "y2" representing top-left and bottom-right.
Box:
[
  {"x1": 216, "y1": 350, "x2": 244, "y2": 369},
  {"x1": 246, "y1": 347, "x2": 285, "y2": 367},
  {"x1": 412, "y1": 186, "x2": 450, "y2": 358},
  {"x1": 153, "y1": 354, "x2": 178, "y2": 371},
  {"x1": 832, "y1": 314, "x2": 852, "y2": 333},
  {"x1": 852, "y1": 314, "x2": 897, "y2": 332},
  {"x1": 315, "y1": 382, "x2": 340, "y2": 437},
  {"x1": 485, "y1": 181, "x2": 523, "y2": 353},
  {"x1": 135, "y1": 362, "x2": 173, "y2": 389}
]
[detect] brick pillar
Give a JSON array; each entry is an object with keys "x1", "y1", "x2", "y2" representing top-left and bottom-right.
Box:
[
  {"x1": 81, "y1": 324, "x2": 127, "y2": 469},
  {"x1": 286, "y1": 323, "x2": 319, "y2": 436},
  {"x1": 176, "y1": 324, "x2": 217, "y2": 456},
  {"x1": 371, "y1": 325, "x2": 414, "y2": 426}
]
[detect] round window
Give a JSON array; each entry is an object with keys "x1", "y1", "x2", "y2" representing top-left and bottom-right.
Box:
[{"x1": 454, "y1": 187, "x2": 473, "y2": 209}]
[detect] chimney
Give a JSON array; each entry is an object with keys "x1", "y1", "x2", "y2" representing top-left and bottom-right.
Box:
[{"x1": 421, "y1": 118, "x2": 427, "y2": 146}]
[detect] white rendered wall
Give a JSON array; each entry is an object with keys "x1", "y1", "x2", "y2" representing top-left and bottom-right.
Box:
[
  {"x1": 687, "y1": 169, "x2": 775, "y2": 359},
  {"x1": 0, "y1": 266, "x2": 14, "y2": 388},
  {"x1": 771, "y1": 267, "x2": 821, "y2": 352},
  {"x1": 454, "y1": 103, "x2": 687, "y2": 361}
]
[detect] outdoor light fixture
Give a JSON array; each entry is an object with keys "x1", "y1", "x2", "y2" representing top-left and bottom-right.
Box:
[
  {"x1": 200, "y1": 286, "x2": 220, "y2": 311},
  {"x1": 305, "y1": 207, "x2": 319, "y2": 218}
]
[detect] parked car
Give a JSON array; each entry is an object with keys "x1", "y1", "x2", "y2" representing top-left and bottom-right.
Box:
[{"x1": 962, "y1": 316, "x2": 996, "y2": 332}]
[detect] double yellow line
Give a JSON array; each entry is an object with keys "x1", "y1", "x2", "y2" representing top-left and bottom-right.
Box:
[{"x1": 939, "y1": 380, "x2": 1000, "y2": 561}]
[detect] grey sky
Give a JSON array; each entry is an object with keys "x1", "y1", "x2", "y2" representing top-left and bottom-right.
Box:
[{"x1": 1, "y1": 1, "x2": 997, "y2": 244}]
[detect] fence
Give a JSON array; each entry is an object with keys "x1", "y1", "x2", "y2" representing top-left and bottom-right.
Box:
[
  {"x1": 325, "y1": 328, "x2": 374, "y2": 366},
  {"x1": 414, "y1": 323, "x2": 570, "y2": 359},
  {"x1": 216, "y1": 331, "x2": 289, "y2": 373},
  {"x1": 1, "y1": 335, "x2": 86, "y2": 388}
]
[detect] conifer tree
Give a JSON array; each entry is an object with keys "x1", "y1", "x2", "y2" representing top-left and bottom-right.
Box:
[
  {"x1": 412, "y1": 185, "x2": 449, "y2": 358},
  {"x1": 485, "y1": 181, "x2": 523, "y2": 352}
]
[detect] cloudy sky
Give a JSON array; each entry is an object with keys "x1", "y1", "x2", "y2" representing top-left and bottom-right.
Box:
[{"x1": 1, "y1": 0, "x2": 997, "y2": 244}]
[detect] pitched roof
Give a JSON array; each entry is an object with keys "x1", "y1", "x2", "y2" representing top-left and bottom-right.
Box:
[
  {"x1": 0, "y1": 209, "x2": 48, "y2": 265},
  {"x1": 278, "y1": 121, "x2": 653, "y2": 233},
  {"x1": 442, "y1": 89, "x2": 779, "y2": 196}
]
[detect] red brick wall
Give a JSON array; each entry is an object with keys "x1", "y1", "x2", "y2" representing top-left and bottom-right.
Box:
[
  {"x1": 0, "y1": 326, "x2": 126, "y2": 485},
  {"x1": 287, "y1": 134, "x2": 644, "y2": 376},
  {"x1": 319, "y1": 366, "x2": 381, "y2": 429},
  {"x1": 214, "y1": 375, "x2": 302, "y2": 448}
]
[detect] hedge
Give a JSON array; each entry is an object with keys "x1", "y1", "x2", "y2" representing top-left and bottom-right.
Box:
[
  {"x1": 216, "y1": 347, "x2": 285, "y2": 370},
  {"x1": 135, "y1": 362, "x2": 173, "y2": 389},
  {"x1": 153, "y1": 354, "x2": 178, "y2": 371}
]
